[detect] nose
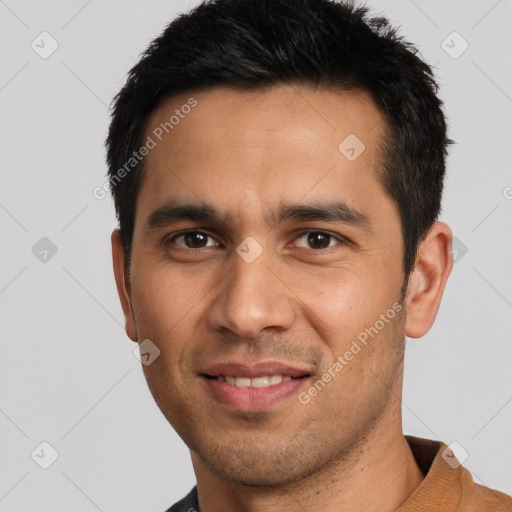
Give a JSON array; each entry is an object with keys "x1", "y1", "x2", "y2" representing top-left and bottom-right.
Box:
[{"x1": 207, "y1": 244, "x2": 296, "y2": 339}]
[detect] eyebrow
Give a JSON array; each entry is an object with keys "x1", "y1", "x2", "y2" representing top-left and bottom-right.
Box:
[{"x1": 145, "y1": 199, "x2": 373, "y2": 234}]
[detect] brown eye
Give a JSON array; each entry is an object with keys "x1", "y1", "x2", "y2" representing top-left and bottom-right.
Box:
[
  {"x1": 308, "y1": 232, "x2": 330, "y2": 249},
  {"x1": 170, "y1": 231, "x2": 218, "y2": 249},
  {"x1": 295, "y1": 231, "x2": 340, "y2": 250}
]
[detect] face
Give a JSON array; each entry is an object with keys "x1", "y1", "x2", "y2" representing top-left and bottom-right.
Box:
[{"x1": 118, "y1": 84, "x2": 410, "y2": 485}]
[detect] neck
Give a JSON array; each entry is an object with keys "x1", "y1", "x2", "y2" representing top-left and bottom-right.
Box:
[{"x1": 191, "y1": 421, "x2": 424, "y2": 512}]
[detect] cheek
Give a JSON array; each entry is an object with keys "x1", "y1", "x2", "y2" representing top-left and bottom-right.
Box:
[
  {"x1": 287, "y1": 263, "x2": 386, "y2": 340},
  {"x1": 284, "y1": 262, "x2": 403, "y2": 376},
  {"x1": 133, "y1": 270, "x2": 198, "y2": 398},
  {"x1": 130, "y1": 263, "x2": 204, "y2": 347}
]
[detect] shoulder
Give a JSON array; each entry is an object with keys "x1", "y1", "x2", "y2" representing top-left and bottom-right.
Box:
[
  {"x1": 459, "y1": 472, "x2": 512, "y2": 512},
  {"x1": 401, "y1": 436, "x2": 512, "y2": 512}
]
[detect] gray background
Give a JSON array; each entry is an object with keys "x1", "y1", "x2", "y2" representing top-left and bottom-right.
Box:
[{"x1": 1, "y1": 0, "x2": 511, "y2": 510}]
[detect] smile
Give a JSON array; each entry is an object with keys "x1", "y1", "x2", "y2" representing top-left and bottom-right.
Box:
[{"x1": 204, "y1": 374, "x2": 309, "y2": 388}]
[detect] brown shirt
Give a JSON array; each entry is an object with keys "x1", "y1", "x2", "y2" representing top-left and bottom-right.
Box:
[
  {"x1": 398, "y1": 435, "x2": 512, "y2": 511},
  {"x1": 165, "y1": 436, "x2": 512, "y2": 512}
]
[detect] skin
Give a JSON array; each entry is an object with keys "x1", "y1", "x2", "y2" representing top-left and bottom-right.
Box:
[{"x1": 112, "y1": 84, "x2": 453, "y2": 512}]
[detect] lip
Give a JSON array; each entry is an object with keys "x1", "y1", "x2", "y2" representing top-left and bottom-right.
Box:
[
  {"x1": 200, "y1": 360, "x2": 312, "y2": 379},
  {"x1": 199, "y1": 360, "x2": 312, "y2": 411}
]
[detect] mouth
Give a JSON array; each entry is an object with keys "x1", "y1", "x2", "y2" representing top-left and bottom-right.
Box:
[
  {"x1": 202, "y1": 373, "x2": 310, "y2": 388},
  {"x1": 199, "y1": 361, "x2": 313, "y2": 410}
]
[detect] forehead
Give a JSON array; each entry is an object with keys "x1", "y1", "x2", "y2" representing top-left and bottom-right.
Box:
[
  {"x1": 137, "y1": 84, "x2": 391, "y2": 227},
  {"x1": 145, "y1": 84, "x2": 384, "y2": 156}
]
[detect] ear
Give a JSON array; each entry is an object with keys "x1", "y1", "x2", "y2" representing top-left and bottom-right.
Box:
[
  {"x1": 404, "y1": 222, "x2": 453, "y2": 338},
  {"x1": 111, "y1": 229, "x2": 138, "y2": 342}
]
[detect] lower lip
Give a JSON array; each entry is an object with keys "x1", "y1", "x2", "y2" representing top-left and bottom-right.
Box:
[{"x1": 201, "y1": 376, "x2": 309, "y2": 411}]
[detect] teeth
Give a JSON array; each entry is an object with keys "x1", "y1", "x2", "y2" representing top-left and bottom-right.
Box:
[
  {"x1": 235, "y1": 377, "x2": 251, "y2": 388},
  {"x1": 252, "y1": 376, "x2": 269, "y2": 388},
  {"x1": 218, "y1": 374, "x2": 294, "y2": 388}
]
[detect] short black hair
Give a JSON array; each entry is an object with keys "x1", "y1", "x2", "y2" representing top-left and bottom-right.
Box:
[{"x1": 106, "y1": 0, "x2": 451, "y2": 294}]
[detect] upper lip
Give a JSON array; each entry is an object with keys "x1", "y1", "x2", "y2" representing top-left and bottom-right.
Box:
[{"x1": 200, "y1": 361, "x2": 312, "y2": 379}]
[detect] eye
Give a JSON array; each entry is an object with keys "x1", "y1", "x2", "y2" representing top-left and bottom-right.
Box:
[
  {"x1": 294, "y1": 230, "x2": 344, "y2": 250},
  {"x1": 167, "y1": 230, "x2": 219, "y2": 249}
]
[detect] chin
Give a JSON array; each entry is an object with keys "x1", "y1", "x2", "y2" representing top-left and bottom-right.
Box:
[
  {"x1": 194, "y1": 439, "x2": 328, "y2": 487},
  {"x1": 210, "y1": 464, "x2": 308, "y2": 487}
]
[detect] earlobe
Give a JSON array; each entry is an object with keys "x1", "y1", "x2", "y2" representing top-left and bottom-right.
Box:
[
  {"x1": 111, "y1": 229, "x2": 138, "y2": 342},
  {"x1": 404, "y1": 222, "x2": 453, "y2": 339}
]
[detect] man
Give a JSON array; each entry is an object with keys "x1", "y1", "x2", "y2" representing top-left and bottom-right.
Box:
[{"x1": 106, "y1": 0, "x2": 512, "y2": 510}]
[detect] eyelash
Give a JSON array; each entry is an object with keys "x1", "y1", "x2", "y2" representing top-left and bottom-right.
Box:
[{"x1": 164, "y1": 229, "x2": 347, "y2": 252}]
